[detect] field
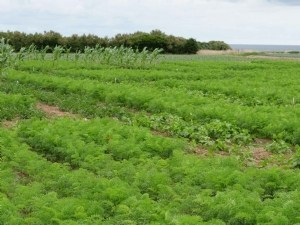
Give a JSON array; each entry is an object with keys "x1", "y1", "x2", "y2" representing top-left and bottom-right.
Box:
[{"x1": 1, "y1": 51, "x2": 300, "y2": 224}]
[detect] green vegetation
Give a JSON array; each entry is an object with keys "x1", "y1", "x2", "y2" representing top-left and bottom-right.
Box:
[
  {"x1": 0, "y1": 30, "x2": 231, "y2": 54},
  {"x1": 198, "y1": 41, "x2": 232, "y2": 51},
  {"x1": 0, "y1": 93, "x2": 41, "y2": 120},
  {"x1": 0, "y1": 38, "x2": 14, "y2": 73},
  {"x1": 0, "y1": 39, "x2": 163, "y2": 69},
  {"x1": 1, "y1": 41, "x2": 300, "y2": 224}
]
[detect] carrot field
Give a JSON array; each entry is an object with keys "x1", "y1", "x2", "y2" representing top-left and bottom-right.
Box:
[{"x1": 1, "y1": 43, "x2": 300, "y2": 224}]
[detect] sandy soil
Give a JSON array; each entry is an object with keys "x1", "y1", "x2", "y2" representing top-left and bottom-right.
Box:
[
  {"x1": 1, "y1": 118, "x2": 19, "y2": 129},
  {"x1": 36, "y1": 102, "x2": 77, "y2": 118},
  {"x1": 197, "y1": 49, "x2": 254, "y2": 55}
]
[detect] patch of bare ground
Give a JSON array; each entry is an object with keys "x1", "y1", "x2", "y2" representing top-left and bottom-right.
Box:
[
  {"x1": 37, "y1": 102, "x2": 78, "y2": 118},
  {"x1": 251, "y1": 147, "x2": 271, "y2": 166},
  {"x1": 246, "y1": 139, "x2": 294, "y2": 167},
  {"x1": 1, "y1": 118, "x2": 19, "y2": 129},
  {"x1": 194, "y1": 141, "x2": 292, "y2": 168},
  {"x1": 250, "y1": 138, "x2": 275, "y2": 166},
  {"x1": 194, "y1": 146, "x2": 209, "y2": 156},
  {"x1": 197, "y1": 49, "x2": 261, "y2": 55},
  {"x1": 254, "y1": 138, "x2": 272, "y2": 145},
  {"x1": 249, "y1": 147, "x2": 294, "y2": 168},
  {"x1": 197, "y1": 50, "x2": 239, "y2": 55}
]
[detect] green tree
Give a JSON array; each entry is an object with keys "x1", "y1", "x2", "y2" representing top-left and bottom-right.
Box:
[
  {"x1": 208, "y1": 41, "x2": 231, "y2": 50},
  {"x1": 183, "y1": 38, "x2": 199, "y2": 54}
]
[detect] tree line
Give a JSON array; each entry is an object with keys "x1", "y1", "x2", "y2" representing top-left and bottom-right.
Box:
[{"x1": 0, "y1": 30, "x2": 231, "y2": 54}]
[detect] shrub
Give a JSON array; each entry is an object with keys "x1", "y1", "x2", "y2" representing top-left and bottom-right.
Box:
[{"x1": 183, "y1": 38, "x2": 199, "y2": 54}]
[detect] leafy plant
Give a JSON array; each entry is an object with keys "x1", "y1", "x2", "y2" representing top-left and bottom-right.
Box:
[
  {"x1": 266, "y1": 140, "x2": 290, "y2": 154},
  {"x1": 40, "y1": 45, "x2": 51, "y2": 61},
  {"x1": 0, "y1": 38, "x2": 14, "y2": 73},
  {"x1": 52, "y1": 45, "x2": 64, "y2": 62}
]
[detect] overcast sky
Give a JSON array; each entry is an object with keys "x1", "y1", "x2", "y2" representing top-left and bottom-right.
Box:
[{"x1": 0, "y1": 0, "x2": 299, "y2": 45}]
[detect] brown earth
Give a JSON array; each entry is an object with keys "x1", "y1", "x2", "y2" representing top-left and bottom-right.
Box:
[
  {"x1": 36, "y1": 102, "x2": 78, "y2": 118},
  {"x1": 1, "y1": 118, "x2": 19, "y2": 129},
  {"x1": 254, "y1": 138, "x2": 272, "y2": 145},
  {"x1": 252, "y1": 147, "x2": 271, "y2": 164},
  {"x1": 197, "y1": 50, "x2": 241, "y2": 55}
]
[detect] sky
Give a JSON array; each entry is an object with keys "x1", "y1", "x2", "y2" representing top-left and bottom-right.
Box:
[{"x1": 0, "y1": 0, "x2": 299, "y2": 45}]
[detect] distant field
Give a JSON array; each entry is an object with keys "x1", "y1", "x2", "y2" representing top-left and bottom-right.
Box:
[
  {"x1": 163, "y1": 52, "x2": 300, "y2": 62},
  {"x1": 1, "y1": 54, "x2": 300, "y2": 224},
  {"x1": 161, "y1": 54, "x2": 251, "y2": 62}
]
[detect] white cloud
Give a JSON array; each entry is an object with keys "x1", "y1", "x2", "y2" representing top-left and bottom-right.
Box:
[{"x1": 0, "y1": 0, "x2": 299, "y2": 44}]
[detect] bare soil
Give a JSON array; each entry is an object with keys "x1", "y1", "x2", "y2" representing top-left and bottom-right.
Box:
[
  {"x1": 252, "y1": 147, "x2": 271, "y2": 164},
  {"x1": 197, "y1": 50, "x2": 240, "y2": 55},
  {"x1": 194, "y1": 146, "x2": 209, "y2": 156},
  {"x1": 254, "y1": 138, "x2": 272, "y2": 145},
  {"x1": 37, "y1": 102, "x2": 77, "y2": 118},
  {"x1": 1, "y1": 118, "x2": 19, "y2": 129}
]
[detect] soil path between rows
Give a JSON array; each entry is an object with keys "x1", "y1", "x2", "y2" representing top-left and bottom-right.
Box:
[{"x1": 36, "y1": 102, "x2": 78, "y2": 118}]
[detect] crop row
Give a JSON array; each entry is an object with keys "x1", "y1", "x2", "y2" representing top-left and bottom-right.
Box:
[
  {"x1": 16, "y1": 60, "x2": 300, "y2": 107},
  {"x1": 18, "y1": 118, "x2": 184, "y2": 163},
  {"x1": 0, "y1": 128, "x2": 158, "y2": 224},
  {"x1": 0, "y1": 78, "x2": 253, "y2": 149},
  {"x1": 0, "y1": 92, "x2": 40, "y2": 120},
  {"x1": 2, "y1": 119, "x2": 300, "y2": 224},
  {"x1": 4, "y1": 69, "x2": 300, "y2": 144}
]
